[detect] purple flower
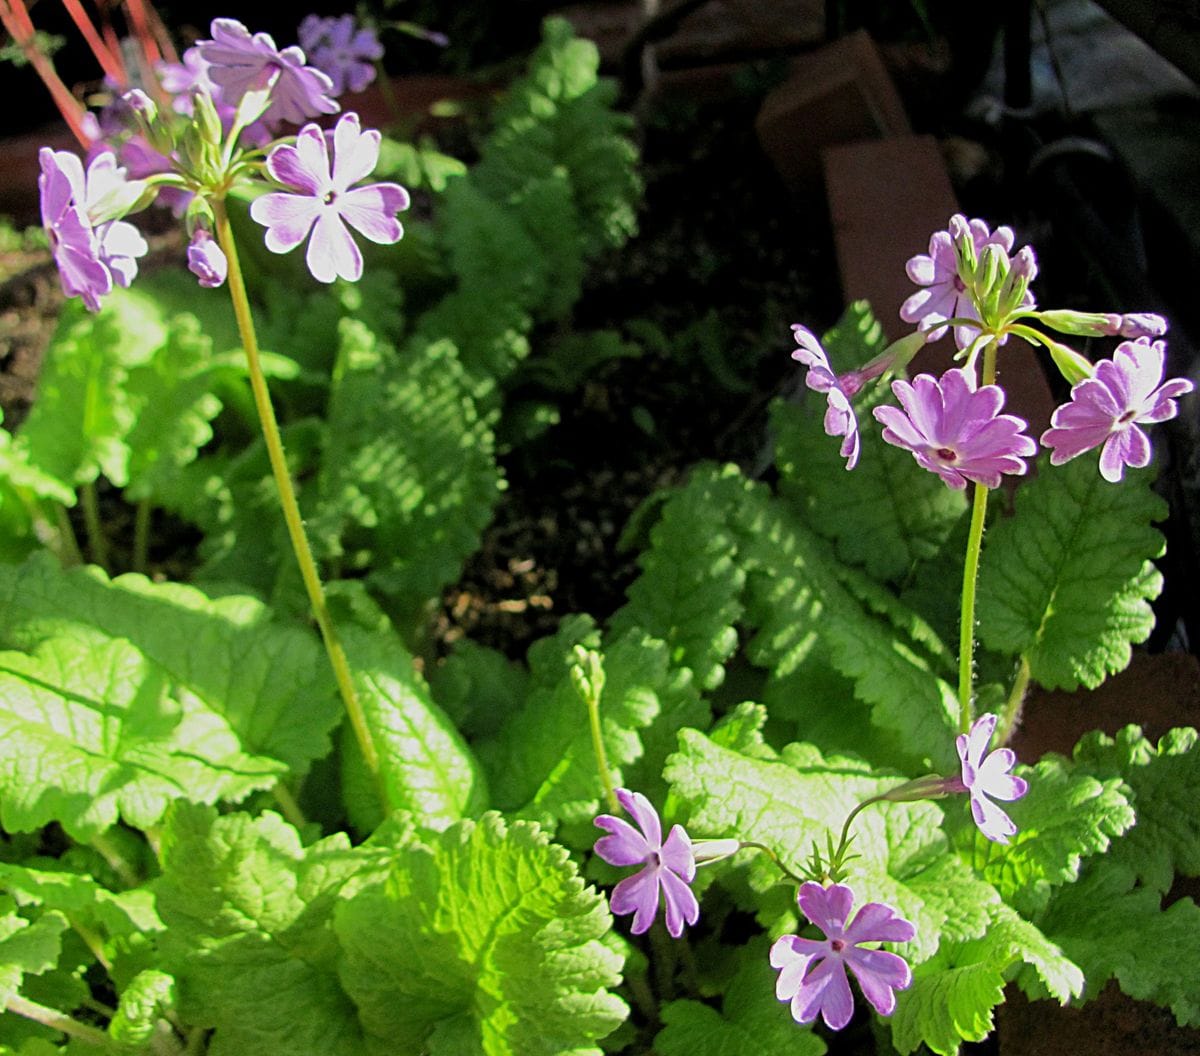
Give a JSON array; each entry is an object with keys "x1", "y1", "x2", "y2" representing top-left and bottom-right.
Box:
[
  {"x1": 249, "y1": 112, "x2": 410, "y2": 284},
  {"x1": 39, "y1": 149, "x2": 111, "y2": 311},
  {"x1": 956, "y1": 712, "x2": 1028, "y2": 844},
  {"x1": 1041, "y1": 339, "x2": 1194, "y2": 483},
  {"x1": 38, "y1": 149, "x2": 147, "y2": 311},
  {"x1": 873, "y1": 368, "x2": 1037, "y2": 490},
  {"x1": 158, "y1": 48, "x2": 218, "y2": 116},
  {"x1": 901, "y1": 215, "x2": 1015, "y2": 347},
  {"x1": 593, "y1": 788, "x2": 699, "y2": 938},
  {"x1": 791, "y1": 325, "x2": 860, "y2": 470},
  {"x1": 298, "y1": 14, "x2": 383, "y2": 97},
  {"x1": 1101, "y1": 312, "x2": 1169, "y2": 340},
  {"x1": 770, "y1": 881, "x2": 914, "y2": 1031},
  {"x1": 195, "y1": 18, "x2": 338, "y2": 128},
  {"x1": 187, "y1": 229, "x2": 228, "y2": 289}
]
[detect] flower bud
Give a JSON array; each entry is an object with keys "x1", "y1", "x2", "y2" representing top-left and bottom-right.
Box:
[
  {"x1": 187, "y1": 228, "x2": 227, "y2": 289},
  {"x1": 1114, "y1": 312, "x2": 1168, "y2": 339},
  {"x1": 1043, "y1": 336, "x2": 1095, "y2": 385},
  {"x1": 996, "y1": 245, "x2": 1037, "y2": 318},
  {"x1": 692, "y1": 838, "x2": 741, "y2": 865},
  {"x1": 1037, "y1": 309, "x2": 1117, "y2": 338},
  {"x1": 570, "y1": 645, "x2": 605, "y2": 703}
]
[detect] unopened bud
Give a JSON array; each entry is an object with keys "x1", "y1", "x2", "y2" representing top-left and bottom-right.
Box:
[
  {"x1": 996, "y1": 245, "x2": 1038, "y2": 318},
  {"x1": 693, "y1": 838, "x2": 741, "y2": 865},
  {"x1": 192, "y1": 89, "x2": 224, "y2": 152},
  {"x1": 1037, "y1": 309, "x2": 1116, "y2": 338},
  {"x1": 1043, "y1": 336, "x2": 1095, "y2": 385},
  {"x1": 570, "y1": 645, "x2": 605, "y2": 703},
  {"x1": 949, "y1": 213, "x2": 977, "y2": 277},
  {"x1": 1115, "y1": 312, "x2": 1168, "y2": 339},
  {"x1": 187, "y1": 228, "x2": 227, "y2": 289}
]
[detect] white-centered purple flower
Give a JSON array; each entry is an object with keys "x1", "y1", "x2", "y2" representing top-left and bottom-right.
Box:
[
  {"x1": 901, "y1": 215, "x2": 1015, "y2": 347},
  {"x1": 770, "y1": 881, "x2": 914, "y2": 1031},
  {"x1": 873, "y1": 368, "x2": 1037, "y2": 490},
  {"x1": 249, "y1": 112, "x2": 410, "y2": 284},
  {"x1": 955, "y1": 712, "x2": 1028, "y2": 844},
  {"x1": 593, "y1": 788, "x2": 699, "y2": 938},
  {"x1": 195, "y1": 18, "x2": 338, "y2": 128},
  {"x1": 187, "y1": 228, "x2": 228, "y2": 289},
  {"x1": 1041, "y1": 338, "x2": 1194, "y2": 483},
  {"x1": 791, "y1": 324, "x2": 860, "y2": 470},
  {"x1": 298, "y1": 14, "x2": 383, "y2": 97}
]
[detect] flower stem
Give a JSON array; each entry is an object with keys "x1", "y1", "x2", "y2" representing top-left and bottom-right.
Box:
[
  {"x1": 211, "y1": 199, "x2": 382, "y2": 789},
  {"x1": 5, "y1": 994, "x2": 115, "y2": 1050},
  {"x1": 737, "y1": 841, "x2": 807, "y2": 887},
  {"x1": 81, "y1": 481, "x2": 109, "y2": 570},
  {"x1": 995, "y1": 655, "x2": 1031, "y2": 746},
  {"x1": 132, "y1": 498, "x2": 151, "y2": 573},
  {"x1": 582, "y1": 677, "x2": 619, "y2": 816},
  {"x1": 90, "y1": 831, "x2": 139, "y2": 888},
  {"x1": 956, "y1": 339, "x2": 1000, "y2": 733}
]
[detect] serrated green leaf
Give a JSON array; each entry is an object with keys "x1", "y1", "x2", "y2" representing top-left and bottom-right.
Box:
[
  {"x1": 122, "y1": 314, "x2": 224, "y2": 502},
  {"x1": 0, "y1": 900, "x2": 68, "y2": 1007},
  {"x1": 335, "y1": 812, "x2": 626, "y2": 1056},
  {"x1": 656, "y1": 937, "x2": 826, "y2": 1056},
  {"x1": 18, "y1": 288, "x2": 169, "y2": 488},
  {"x1": 891, "y1": 901, "x2": 1082, "y2": 1055},
  {"x1": 0, "y1": 634, "x2": 282, "y2": 839},
  {"x1": 774, "y1": 349, "x2": 966, "y2": 583},
  {"x1": 0, "y1": 555, "x2": 341, "y2": 776},
  {"x1": 338, "y1": 625, "x2": 487, "y2": 834},
  {"x1": 107, "y1": 969, "x2": 175, "y2": 1048},
  {"x1": 976, "y1": 454, "x2": 1167, "y2": 690},
  {"x1": 1072, "y1": 725, "x2": 1200, "y2": 892},
  {"x1": 477, "y1": 619, "x2": 670, "y2": 845},
  {"x1": 1037, "y1": 858, "x2": 1200, "y2": 1025},
  {"x1": 428, "y1": 639, "x2": 530, "y2": 741},
  {"x1": 731, "y1": 471, "x2": 958, "y2": 768},
  {"x1": 665, "y1": 730, "x2": 953, "y2": 962},
  {"x1": 313, "y1": 323, "x2": 502, "y2": 618},
  {"x1": 610, "y1": 464, "x2": 745, "y2": 692},
  {"x1": 156, "y1": 804, "x2": 383, "y2": 1056},
  {"x1": 951, "y1": 752, "x2": 1135, "y2": 916}
]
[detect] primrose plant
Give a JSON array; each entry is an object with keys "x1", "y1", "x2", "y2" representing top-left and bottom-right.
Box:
[
  {"x1": 587, "y1": 213, "x2": 1193, "y2": 1041},
  {"x1": 37, "y1": 13, "x2": 406, "y2": 803}
]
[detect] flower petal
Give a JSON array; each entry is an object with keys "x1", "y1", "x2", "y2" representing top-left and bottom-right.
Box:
[
  {"x1": 610, "y1": 866, "x2": 660, "y2": 935},
  {"x1": 660, "y1": 824, "x2": 696, "y2": 882},
  {"x1": 614, "y1": 788, "x2": 662, "y2": 849},
  {"x1": 798, "y1": 881, "x2": 853, "y2": 935},
  {"x1": 332, "y1": 113, "x2": 380, "y2": 190},
  {"x1": 593, "y1": 813, "x2": 650, "y2": 866},
  {"x1": 250, "y1": 191, "x2": 321, "y2": 253},
  {"x1": 845, "y1": 947, "x2": 912, "y2": 1016},
  {"x1": 658, "y1": 865, "x2": 699, "y2": 937},
  {"x1": 844, "y1": 901, "x2": 916, "y2": 945},
  {"x1": 337, "y1": 184, "x2": 408, "y2": 244},
  {"x1": 306, "y1": 209, "x2": 362, "y2": 283}
]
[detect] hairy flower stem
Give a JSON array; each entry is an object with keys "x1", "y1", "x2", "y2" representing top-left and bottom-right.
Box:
[
  {"x1": 995, "y1": 655, "x2": 1032, "y2": 746},
  {"x1": 738, "y1": 841, "x2": 808, "y2": 887},
  {"x1": 957, "y1": 340, "x2": 1000, "y2": 734},
  {"x1": 6, "y1": 993, "x2": 116, "y2": 1050},
  {"x1": 583, "y1": 681, "x2": 619, "y2": 816},
  {"x1": 212, "y1": 200, "x2": 382, "y2": 791}
]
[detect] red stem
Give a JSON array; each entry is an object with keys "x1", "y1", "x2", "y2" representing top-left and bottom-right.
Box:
[
  {"x1": 0, "y1": 0, "x2": 92, "y2": 147},
  {"x1": 60, "y1": 0, "x2": 126, "y2": 84}
]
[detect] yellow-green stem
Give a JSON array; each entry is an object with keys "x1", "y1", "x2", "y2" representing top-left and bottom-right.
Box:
[
  {"x1": 584, "y1": 683, "x2": 619, "y2": 815},
  {"x1": 956, "y1": 340, "x2": 1000, "y2": 733},
  {"x1": 211, "y1": 200, "x2": 382, "y2": 787},
  {"x1": 90, "y1": 831, "x2": 139, "y2": 889},
  {"x1": 81, "y1": 481, "x2": 109, "y2": 569},
  {"x1": 6, "y1": 994, "x2": 114, "y2": 1050},
  {"x1": 133, "y1": 498, "x2": 151, "y2": 573},
  {"x1": 272, "y1": 780, "x2": 308, "y2": 830},
  {"x1": 53, "y1": 504, "x2": 83, "y2": 565}
]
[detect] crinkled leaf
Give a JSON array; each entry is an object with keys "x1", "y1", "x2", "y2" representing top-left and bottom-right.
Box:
[
  {"x1": 976, "y1": 454, "x2": 1166, "y2": 690},
  {"x1": 155, "y1": 804, "x2": 386, "y2": 1056},
  {"x1": 0, "y1": 634, "x2": 282, "y2": 839},
  {"x1": 0, "y1": 898, "x2": 68, "y2": 1006},
  {"x1": 477, "y1": 618, "x2": 673, "y2": 845},
  {"x1": 122, "y1": 314, "x2": 225, "y2": 502},
  {"x1": 773, "y1": 307, "x2": 966, "y2": 585},
  {"x1": 891, "y1": 901, "x2": 1082, "y2": 1055},
  {"x1": 108, "y1": 969, "x2": 175, "y2": 1048},
  {"x1": 1072, "y1": 725, "x2": 1200, "y2": 892},
  {"x1": 656, "y1": 938, "x2": 826, "y2": 1056},
  {"x1": 335, "y1": 812, "x2": 626, "y2": 1055},
  {"x1": 427, "y1": 639, "x2": 530, "y2": 741},
  {"x1": 1037, "y1": 858, "x2": 1200, "y2": 1025},
  {"x1": 610, "y1": 464, "x2": 745, "y2": 691},
  {"x1": 665, "y1": 730, "x2": 956, "y2": 962},
  {"x1": 730, "y1": 470, "x2": 958, "y2": 769},
  {"x1": 338, "y1": 625, "x2": 487, "y2": 834},
  {"x1": 477, "y1": 17, "x2": 639, "y2": 255},
  {"x1": 951, "y1": 752, "x2": 1135, "y2": 916},
  {"x1": 18, "y1": 288, "x2": 168, "y2": 488},
  {"x1": 0, "y1": 555, "x2": 341, "y2": 774},
  {"x1": 312, "y1": 323, "x2": 502, "y2": 618},
  {"x1": 0, "y1": 416, "x2": 73, "y2": 507}
]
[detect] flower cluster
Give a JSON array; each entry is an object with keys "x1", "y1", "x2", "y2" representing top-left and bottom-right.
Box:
[
  {"x1": 37, "y1": 17, "x2": 410, "y2": 307},
  {"x1": 793, "y1": 215, "x2": 1193, "y2": 487},
  {"x1": 591, "y1": 713, "x2": 1028, "y2": 1032}
]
